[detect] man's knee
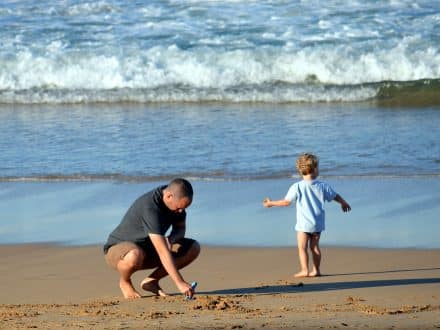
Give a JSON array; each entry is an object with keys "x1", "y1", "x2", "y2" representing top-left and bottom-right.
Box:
[
  {"x1": 173, "y1": 238, "x2": 200, "y2": 260},
  {"x1": 119, "y1": 248, "x2": 145, "y2": 270},
  {"x1": 188, "y1": 240, "x2": 201, "y2": 259}
]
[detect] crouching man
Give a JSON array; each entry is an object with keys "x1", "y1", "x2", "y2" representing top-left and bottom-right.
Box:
[{"x1": 103, "y1": 178, "x2": 200, "y2": 299}]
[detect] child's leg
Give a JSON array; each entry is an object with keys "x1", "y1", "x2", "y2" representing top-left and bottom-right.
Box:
[
  {"x1": 295, "y1": 231, "x2": 310, "y2": 277},
  {"x1": 309, "y1": 232, "x2": 321, "y2": 277}
]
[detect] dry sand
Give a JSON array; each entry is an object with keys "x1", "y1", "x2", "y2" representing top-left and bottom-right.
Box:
[{"x1": 0, "y1": 244, "x2": 439, "y2": 329}]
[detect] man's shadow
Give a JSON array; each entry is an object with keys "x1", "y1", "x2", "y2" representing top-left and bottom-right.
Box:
[{"x1": 199, "y1": 267, "x2": 440, "y2": 296}]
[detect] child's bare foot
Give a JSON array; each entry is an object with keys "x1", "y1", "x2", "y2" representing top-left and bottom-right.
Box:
[
  {"x1": 120, "y1": 278, "x2": 141, "y2": 299},
  {"x1": 141, "y1": 278, "x2": 168, "y2": 297},
  {"x1": 294, "y1": 270, "x2": 309, "y2": 278},
  {"x1": 309, "y1": 271, "x2": 321, "y2": 277}
]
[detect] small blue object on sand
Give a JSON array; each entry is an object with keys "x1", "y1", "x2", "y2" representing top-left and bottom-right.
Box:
[{"x1": 185, "y1": 281, "x2": 197, "y2": 301}]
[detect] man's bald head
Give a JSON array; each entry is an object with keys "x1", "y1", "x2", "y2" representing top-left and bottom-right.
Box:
[{"x1": 166, "y1": 178, "x2": 193, "y2": 200}]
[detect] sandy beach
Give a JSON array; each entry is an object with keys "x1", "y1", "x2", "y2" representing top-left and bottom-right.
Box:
[
  {"x1": 0, "y1": 244, "x2": 439, "y2": 329},
  {"x1": 2, "y1": 0, "x2": 439, "y2": 328}
]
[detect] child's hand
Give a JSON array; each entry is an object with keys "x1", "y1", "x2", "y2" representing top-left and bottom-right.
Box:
[
  {"x1": 341, "y1": 201, "x2": 351, "y2": 212},
  {"x1": 263, "y1": 198, "x2": 272, "y2": 208},
  {"x1": 335, "y1": 195, "x2": 351, "y2": 213}
]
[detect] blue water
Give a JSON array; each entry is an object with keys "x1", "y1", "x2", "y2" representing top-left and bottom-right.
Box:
[
  {"x1": 0, "y1": 103, "x2": 439, "y2": 181},
  {"x1": 0, "y1": 1, "x2": 439, "y2": 247},
  {"x1": 1, "y1": 0, "x2": 439, "y2": 181}
]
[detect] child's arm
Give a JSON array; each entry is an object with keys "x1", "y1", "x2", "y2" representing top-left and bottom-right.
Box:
[
  {"x1": 263, "y1": 198, "x2": 291, "y2": 208},
  {"x1": 334, "y1": 194, "x2": 351, "y2": 212}
]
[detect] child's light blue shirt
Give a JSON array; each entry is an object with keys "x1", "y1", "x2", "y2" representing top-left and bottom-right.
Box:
[{"x1": 284, "y1": 179, "x2": 337, "y2": 233}]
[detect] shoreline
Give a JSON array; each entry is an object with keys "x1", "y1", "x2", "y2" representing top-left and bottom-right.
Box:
[
  {"x1": 1, "y1": 244, "x2": 439, "y2": 329},
  {"x1": 3, "y1": 241, "x2": 440, "y2": 251},
  {"x1": 1, "y1": 171, "x2": 439, "y2": 181}
]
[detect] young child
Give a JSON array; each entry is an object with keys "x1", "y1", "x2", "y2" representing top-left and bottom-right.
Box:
[{"x1": 263, "y1": 153, "x2": 351, "y2": 277}]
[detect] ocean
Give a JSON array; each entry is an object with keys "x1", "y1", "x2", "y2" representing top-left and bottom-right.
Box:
[
  {"x1": 0, "y1": 0, "x2": 439, "y2": 247},
  {"x1": 1, "y1": 0, "x2": 439, "y2": 105}
]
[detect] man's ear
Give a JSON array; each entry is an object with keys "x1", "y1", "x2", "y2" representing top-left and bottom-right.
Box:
[{"x1": 164, "y1": 190, "x2": 173, "y2": 200}]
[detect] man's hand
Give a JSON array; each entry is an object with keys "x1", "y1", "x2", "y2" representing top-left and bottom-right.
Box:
[
  {"x1": 165, "y1": 236, "x2": 172, "y2": 251},
  {"x1": 176, "y1": 280, "x2": 194, "y2": 299}
]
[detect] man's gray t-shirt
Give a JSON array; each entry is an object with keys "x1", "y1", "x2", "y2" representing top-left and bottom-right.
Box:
[{"x1": 103, "y1": 185, "x2": 186, "y2": 253}]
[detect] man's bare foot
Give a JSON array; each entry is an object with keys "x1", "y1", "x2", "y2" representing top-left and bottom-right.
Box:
[
  {"x1": 294, "y1": 270, "x2": 309, "y2": 278},
  {"x1": 141, "y1": 278, "x2": 168, "y2": 297},
  {"x1": 120, "y1": 278, "x2": 141, "y2": 299}
]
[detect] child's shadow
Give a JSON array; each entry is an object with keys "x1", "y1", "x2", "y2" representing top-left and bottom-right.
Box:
[
  {"x1": 200, "y1": 267, "x2": 440, "y2": 296},
  {"x1": 328, "y1": 267, "x2": 440, "y2": 277}
]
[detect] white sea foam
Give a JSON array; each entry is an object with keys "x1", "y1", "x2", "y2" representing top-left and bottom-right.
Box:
[
  {"x1": 65, "y1": 1, "x2": 118, "y2": 16},
  {"x1": 0, "y1": 40, "x2": 437, "y2": 103},
  {"x1": 0, "y1": 0, "x2": 438, "y2": 103}
]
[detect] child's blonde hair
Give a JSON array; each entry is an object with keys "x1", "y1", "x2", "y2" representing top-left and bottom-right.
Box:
[{"x1": 296, "y1": 153, "x2": 319, "y2": 176}]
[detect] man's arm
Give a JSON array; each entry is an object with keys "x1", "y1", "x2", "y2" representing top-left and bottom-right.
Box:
[{"x1": 149, "y1": 233, "x2": 192, "y2": 295}]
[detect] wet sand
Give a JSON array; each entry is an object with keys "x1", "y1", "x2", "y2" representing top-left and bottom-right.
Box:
[
  {"x1": 0, "y1": 244, "x2": 439, "y2": 329},
  {"x1": 2, "y1": 178, "x2": 440, "y2": 248}
]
